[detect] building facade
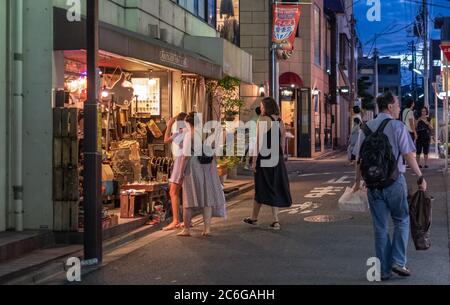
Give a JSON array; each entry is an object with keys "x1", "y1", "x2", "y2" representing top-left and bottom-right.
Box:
[
  {"x1": 358, "y1": 57, "x2": 402, "y2": 100},
  {"x1": 240, "y1": 0, "x2": 358, "y2": 158},
  {"x1": 0, "y1": 0, "x2": 252, "y2": 232}
]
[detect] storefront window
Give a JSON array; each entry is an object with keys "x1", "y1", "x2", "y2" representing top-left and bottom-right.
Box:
[
  {"x1": 216, "y1": 0, "x2": 240, "y2": 46},
  {"x1": 131, "y1": 77, "x2": 161, "y2": 116}
]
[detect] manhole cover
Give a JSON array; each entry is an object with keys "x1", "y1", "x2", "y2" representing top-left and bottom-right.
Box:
[{"x1": 304, "y1": 215, "x2": 353, "y2": 223}]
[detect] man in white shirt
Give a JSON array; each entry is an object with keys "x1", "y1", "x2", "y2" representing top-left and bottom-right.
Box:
[{"x1": 402, "y1": 99, "x2": 417, "y2": 142}]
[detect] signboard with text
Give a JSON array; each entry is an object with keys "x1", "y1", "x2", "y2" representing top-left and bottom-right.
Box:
[{"x1": 272, "y1": 3, "x2": 302, "y2": 59}]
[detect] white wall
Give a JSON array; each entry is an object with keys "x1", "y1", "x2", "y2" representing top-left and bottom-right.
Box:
[
  {"x1": 22, "y1": 0, "x2": 54, "y2": 229},
  {"x1": 0, "y1": 0, "x2": 7, "y2": 232}
]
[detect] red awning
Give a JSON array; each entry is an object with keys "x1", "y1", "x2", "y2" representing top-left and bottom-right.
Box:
[{"x1": 279, "y1": 72, "x2": 304, "y2": 88}]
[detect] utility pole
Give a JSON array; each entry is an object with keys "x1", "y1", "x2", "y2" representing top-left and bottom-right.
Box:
[
  {"x1": 84, "y1": 0, "x2": 102, "y2": 264},
  {"x1": 411, "y1": 41, "x2": 417, "y2": 102},
  {"x1": 269, "y1": 0, "x2": 277, "y2": 101},
  {"x1": 423, "y1": 0, "x2": 429, "y2": 108},
  {"x1": 374, "y1": 48, "x2": 379, "y2": 114}
]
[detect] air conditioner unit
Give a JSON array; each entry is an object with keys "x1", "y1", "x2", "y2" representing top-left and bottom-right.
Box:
[
  {"x1": 160, "y1": 28, "x2": 169, "y2": 43},
  {"x1": 149, "y1": 24, "x2": 160, "y2": 39}
]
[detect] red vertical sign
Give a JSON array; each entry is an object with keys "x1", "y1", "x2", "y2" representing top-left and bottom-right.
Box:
[
  {"x1": 440, "y1": 44, "x2": 450, "y2": 61},
  {"x1": 272, "y1": 4, "x2": 302, "y2": 52}
]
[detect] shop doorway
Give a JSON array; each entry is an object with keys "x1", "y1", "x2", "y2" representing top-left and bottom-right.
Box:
[{"x1": 280, "y1": 88, "x2": 296, "y2": 157}]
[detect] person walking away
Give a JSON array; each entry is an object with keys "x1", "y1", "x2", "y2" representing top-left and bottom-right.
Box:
[
  {"x1": 243, "y1": 97, "x2": 292, "y2": 230},
  {"x1": 348, "y1": 116, "x2": 362, "y2": 165},
  {"x1": 402, "y1": 99, "x2": 417, "y2": 142},
  {"x1": 163, "y1": 112, "x2": 187, "y2": 231},
  {"x1": 177, "y1": 112, "x2": 226, "y2": 237},
  {"x1": 353, "y1": 91, "x2": 427, "y2": 280},
  {"x1": 416, "y1": 107, "x2": 433, "y2": 168}
]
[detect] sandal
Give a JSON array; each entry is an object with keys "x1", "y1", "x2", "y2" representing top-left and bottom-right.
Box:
[
  {"x1": 162, "y1": 223, "x2": 180, "y2": 231},
  {"x1": 269, "y1": 222, "x2": 281, "y2": 230},
  {"x1": 243, "y1": 217, "x2": 258, "y2": 225},
  {"x1": 177, "y1": 230, "x2": 191, "y2": 237}
]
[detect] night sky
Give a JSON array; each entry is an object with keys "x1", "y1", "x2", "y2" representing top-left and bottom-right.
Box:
[{"x1": 353, "y1": 0, "x2": 450, "y2": 85}]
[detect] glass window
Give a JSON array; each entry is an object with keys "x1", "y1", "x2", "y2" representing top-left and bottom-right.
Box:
[
  {"x1": 178, "y1": 0, "x2": 186, "y2": 8},
  {"x1": 313, "y1": 5, "x2": 321, "y2": 66},
  {"x1": 186, "y1": 0, "x2": 196, "y2": 14},
  {"x1": 216, "y1": 0, "x2": 240, "y2": 46},
  {"x1": 198, "y1": 0, "x2": 206, "y2": 19},
  {"x1": 207, "y1": 0, "x2": 216, "y2": 27}
]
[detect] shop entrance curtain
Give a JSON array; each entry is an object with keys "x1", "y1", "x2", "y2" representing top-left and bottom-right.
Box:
[{"x1": 181, "y1": 77, "x2": 207, "y2": 123}]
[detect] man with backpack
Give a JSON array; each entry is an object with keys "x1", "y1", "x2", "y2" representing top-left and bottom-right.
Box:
[{"x1": 353, "y1": 91, "x2": 427, "y2": 280}]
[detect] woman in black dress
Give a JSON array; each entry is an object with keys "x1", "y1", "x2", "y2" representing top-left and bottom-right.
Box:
[
  {"x1": 243, "y1": 97, "x2": 292, "y2": 230},
  {"x1": 416, "y1": 107, "x2": 433, "y2": 168}
]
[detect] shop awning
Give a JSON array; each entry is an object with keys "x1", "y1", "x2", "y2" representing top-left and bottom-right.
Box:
[
  {"x1": 53, "y1": 7, "x2": 222, "y2": 80},
  {"x1": 279, "y1": 72, "x2": 304, "y2": 88}
]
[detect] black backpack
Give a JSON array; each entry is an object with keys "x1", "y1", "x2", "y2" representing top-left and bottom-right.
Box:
[
  {"x1": 192, "y1": 144, "x2": 214, "y2": 164},
  {"x1": 359, "y1": 119, "x2": 400, "y2": 189}
]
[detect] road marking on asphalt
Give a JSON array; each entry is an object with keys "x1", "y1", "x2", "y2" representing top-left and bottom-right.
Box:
[
  {"x1": 279, "y1": 202, "x2": 321, "y2": 215},
  {"x1": 325, "y1": 175, "x2": 352, "y2": 184},
  {"x1": 294, "y1": 171, "x2": 355, "y2": 177},
  {"x1": 304, "y1": 186, "x2": 345, "y2": 198}
]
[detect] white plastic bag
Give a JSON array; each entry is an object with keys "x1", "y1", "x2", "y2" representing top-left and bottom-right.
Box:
[{"x1": 338, "y1": 186, "x2": 369, "y2": 212}]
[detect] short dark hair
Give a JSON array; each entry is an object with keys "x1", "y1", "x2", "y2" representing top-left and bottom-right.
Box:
[
  {"x1": 261, "y1": 97, "x2": 280, "y2": 116},
  {"x1": 353, "y1": 106, "x2": 361, "y2": 114},
  {"x1": 255, "y1": 106, "x2": 261, "y2": 116},
  {"x1": 405, "y1": 98, "x2": 414, "y2": 108},
  {"x1": 377, "y1": 91, "x2": 396, "y2": 112},
  {"x1": 176, "y1": 112, "x2": 187, "y2": 121}
]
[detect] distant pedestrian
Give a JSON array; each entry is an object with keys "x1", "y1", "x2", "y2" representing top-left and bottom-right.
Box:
[
  {"x1": 243, "y1": 97, "x2": 292, "y2": 230},
  {"x1": 416, "y1": 107, "x2": 433, "y2": 168},
  {"x1": 347, "y1": 116, "x2": 362, "y2": 165},
  {"x1": 353, "y1": 91, "x2": 427, "y2": 280},
  {"x1": 402, "y1": 98, "x2": 417, "y2": 142}
]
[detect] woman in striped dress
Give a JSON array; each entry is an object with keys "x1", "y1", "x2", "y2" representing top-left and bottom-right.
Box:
[{"x1": 177, "y1": 112, "x2": 226, "y2": 237}]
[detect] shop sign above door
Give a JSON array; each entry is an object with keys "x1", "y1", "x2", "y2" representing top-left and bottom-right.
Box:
[{"x1": 160, "y1": 50, "x2": 188, "y2": 69}]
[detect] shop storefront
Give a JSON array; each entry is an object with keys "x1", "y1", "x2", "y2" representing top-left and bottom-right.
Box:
[{"x1": 52, "y1": 7, "x2": 222, "y2": 233}]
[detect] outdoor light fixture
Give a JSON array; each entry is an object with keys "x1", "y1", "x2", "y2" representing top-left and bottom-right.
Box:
[
  {"x1": 340, "y1": 86, "x2": 349, "y2": 94},
  {"x1": 291, "y1": 84, "x2": 295, "y2": 88},
  {"x1": 101, "y1": 86, "x2": 109, "y2": 98},
  {"x1": 259, "y1": 84, "x2": 265, "y2": 97}
]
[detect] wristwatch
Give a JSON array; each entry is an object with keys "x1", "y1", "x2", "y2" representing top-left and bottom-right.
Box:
[{"x1": 417, "y1": 176, "x2": 424, "y2": 185}]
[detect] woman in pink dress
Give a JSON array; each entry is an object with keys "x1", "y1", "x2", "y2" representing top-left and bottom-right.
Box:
[{"x1": 162, "y1": 112, "x2": 187, "y2": 231}]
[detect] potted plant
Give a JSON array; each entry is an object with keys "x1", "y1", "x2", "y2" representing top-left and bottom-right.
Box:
[{"x1": 217, "y1": 76, "x2": 244, "y2": 122}]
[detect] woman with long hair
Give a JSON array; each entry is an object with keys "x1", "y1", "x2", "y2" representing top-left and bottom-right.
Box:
[
  {"x1": 177, "y1": 112, "x2": 226, "y2": 237},
  {"x1": 243, "y1": 97, "x2": 292, "y2": 230}
]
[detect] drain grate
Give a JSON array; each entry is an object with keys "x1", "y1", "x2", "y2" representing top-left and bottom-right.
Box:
[{"x1": 304, "y1": 214, "x2": 354, "y2": 223}]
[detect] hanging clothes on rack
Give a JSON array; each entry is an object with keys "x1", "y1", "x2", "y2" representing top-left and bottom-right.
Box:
[{"x1": 220, "y1": 0, "x2": 235, "y2": 18}]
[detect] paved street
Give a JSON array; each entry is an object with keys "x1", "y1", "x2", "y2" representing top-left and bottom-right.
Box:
[{"x1": 74, "y1": 154, "x2": 450, "y2": 285}]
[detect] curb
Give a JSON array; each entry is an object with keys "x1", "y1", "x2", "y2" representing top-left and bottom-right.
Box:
[{"x1": 3, "y1": 181, "x2": 255, "y2": 285}]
